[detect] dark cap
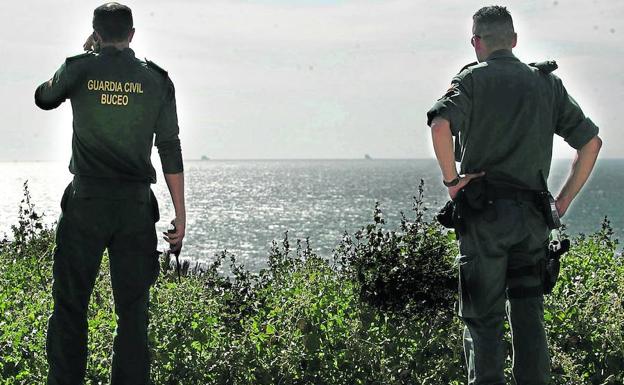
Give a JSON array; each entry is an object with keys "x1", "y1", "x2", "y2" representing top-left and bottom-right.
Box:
[{"x1": 93, "y1": 2, "x2": 133, "y2": 43}]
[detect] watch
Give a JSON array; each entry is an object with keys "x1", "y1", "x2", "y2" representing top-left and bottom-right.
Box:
[{"x1": 443, "y1": 176, "x2": 460, "y2": 187}]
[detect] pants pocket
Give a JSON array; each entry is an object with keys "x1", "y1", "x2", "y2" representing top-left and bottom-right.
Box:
[
  {"x1": 149, "y1": 189, "x2": 160, "y2": 223},
  {"x1": 458, "y1": 255, "x2": 476, "y2": 317},
  {"x1": 150, "y1": 250, "x2": 161, "y2": 286},
  {"x1": 60, "y1": 182, "x2": 73, "y2": 212}
]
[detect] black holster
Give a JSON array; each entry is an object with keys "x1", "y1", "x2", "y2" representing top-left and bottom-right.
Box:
[
  {"x1": 542, "y1": 239, "x2": 570, "y2": 294},
  {"x1": 436, "y1": 198, "x2": 468, "y2": 234},
  {"x1": 436, "y1": 200, "x2": 455, "y2": 229},
  {"x1": 436, "y1": 178, "x2": 490, "y2": 235},
  {"x1": 436, "y1": 199, "x2": 467, "y2": 234},
  {"x1": 538, "y1": 191, "x2": 562, "y2": 230},
  {"x1": 457, "y1": 178, "x2": 491, "y2": 234}
]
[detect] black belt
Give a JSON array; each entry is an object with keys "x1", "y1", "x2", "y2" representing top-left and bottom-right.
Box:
[
  {"x1": 488, "y1": 184, "x2": 539, "y2": 202},
  {"x1": 72, "y1": 175, "x2": 151, "y2": 201}
]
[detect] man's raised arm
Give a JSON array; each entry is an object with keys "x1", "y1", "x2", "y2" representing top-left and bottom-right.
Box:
[
  {"x1": 555, "y1": 135, "x2": 602, "y2": 217},
  {"x1": 35, "y1": 63, "x2": 69, "y2": 110}
]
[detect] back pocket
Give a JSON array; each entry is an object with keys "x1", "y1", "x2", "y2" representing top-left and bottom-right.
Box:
[
  {"x1": 60, "y1": 182, "x2": 73, "y2": 212},
  {"x1": 149, "y1": 189, "x2": 160, "y2": 223}
]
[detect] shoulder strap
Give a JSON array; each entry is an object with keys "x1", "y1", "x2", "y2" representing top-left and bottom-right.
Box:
[
  {"x1": 458, "y1": 61, "x2": 479, "y2": 74},
  {"x1": 66, "y1": 52, "x2": 94, "y2": 64},
  {"x1": 145, "y1": 59, "x2": 168, "y2": 77},
  {"x1": 529, "y1": 60, "x2": 558, "y2": 74}
]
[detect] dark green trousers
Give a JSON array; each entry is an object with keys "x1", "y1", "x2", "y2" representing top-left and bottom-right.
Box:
[
  {"x1": 457, "y1": 199, "x2": 551, "y2": 385},
  {"x1": 47, "y1": 180, "x2": 159, "y2": 385}
]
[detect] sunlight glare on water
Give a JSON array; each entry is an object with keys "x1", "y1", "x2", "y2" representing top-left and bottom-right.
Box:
[{"x1": 1, "y1": 159, "x2": 622, "y2": 271}]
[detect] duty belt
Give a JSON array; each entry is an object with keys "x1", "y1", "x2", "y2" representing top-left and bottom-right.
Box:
[
  {"x1": 487, "y1": 184, "x2": 539, "y2": 203},
  {"x1": 72, "y1": 175, "x2": 151, "y2": 202}
]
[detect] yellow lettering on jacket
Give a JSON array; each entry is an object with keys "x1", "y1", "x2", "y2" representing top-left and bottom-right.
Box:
[
  {"x1": 87, "y1": 79, "x2": 143, "y2": 106},
  {"x1": 101, "y1": 93, "x2": 129, "y2": 106},
  {"x1": 123, "y1": 82, "x2": 143, "y2": 93}
]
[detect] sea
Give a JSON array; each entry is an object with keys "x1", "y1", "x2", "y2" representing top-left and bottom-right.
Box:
[{"x1": 1, "y1": 159, "x2": 622, "y2": 271}]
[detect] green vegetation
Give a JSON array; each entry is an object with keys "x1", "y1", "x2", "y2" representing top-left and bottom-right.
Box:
[{"x1": 0, "y1": 182, "x2": 622, "y2": 384}]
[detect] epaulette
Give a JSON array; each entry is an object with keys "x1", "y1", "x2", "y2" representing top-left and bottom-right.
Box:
[
  {"x1": 145, "y1": 59, "x2": 168, "y2": 77},
  {"x1": 529, "y1": 60, "x2": 558, "y2": 74},
  {"x1": 65, "y1": 52, "x2": 94, "y2": 64},
  {"x1": 458, "y1": 61, "x2": 479, "y2": 74}
]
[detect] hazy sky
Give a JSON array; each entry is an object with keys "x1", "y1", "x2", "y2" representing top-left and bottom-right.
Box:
[{"x1": 0, "y1": 0, "x2": 622, "y2": 161}]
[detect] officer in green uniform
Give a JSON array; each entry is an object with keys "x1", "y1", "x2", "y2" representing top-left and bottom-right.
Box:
[
  {"x1": 427, "y1": 6, "x2": 602, "y2": 385},
  {"x1": 35, "y1": 3, "x2": 186, "y2": 384}
]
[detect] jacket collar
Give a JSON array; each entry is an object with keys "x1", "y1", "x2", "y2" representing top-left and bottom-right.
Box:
[
  {"x1": 99, "y1": 46, "x2": 135, "y2": 58},
  {"x1": 486, "y1": 49, "x2": 518, "y2": 61}
]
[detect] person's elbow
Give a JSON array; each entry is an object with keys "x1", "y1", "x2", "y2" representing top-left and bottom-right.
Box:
[
  {"x1": 34, "y1": 86, "x2": 61, "y2": 110},
  {"x1": 34, "y1": 89, "x2": 49, "y2": 110},
  {"x1": 34, "y1": 96, "x2": 57, "y2": 110}
]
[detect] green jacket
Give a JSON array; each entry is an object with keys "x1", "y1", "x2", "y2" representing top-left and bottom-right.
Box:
[
  {"x1": 35, "y1": 47, "x2": 183, "y2": 185},
  {"x1": 427, "y1": 49, "x2": 598, "y2": 190}
]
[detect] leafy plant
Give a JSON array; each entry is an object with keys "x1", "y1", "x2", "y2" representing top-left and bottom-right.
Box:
[
  {"x1": 545, "y1": 217, "x2": 623, "y2": 385},
  {"x1": 0, "y1": 182, "x2": 621, "y2": 384}
]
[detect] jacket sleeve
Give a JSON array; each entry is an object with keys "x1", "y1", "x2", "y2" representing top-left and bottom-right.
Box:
[
  {"x1": 34, "y1": 62, "x2": 70, "y2": 110},
  {"x1": 154, "y1": 77, "x2": 184, "y2": 174},
  {"x1": 554, "y1": 78, "x2": 599, "y2": 149},
  {"x1": 426, "y1": 71, "x2": 473, "y2": 137}
]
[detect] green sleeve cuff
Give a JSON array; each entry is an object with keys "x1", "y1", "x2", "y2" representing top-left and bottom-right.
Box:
[
  {"x1": 564, "y1": 117, "x2": 599, "y2": 150},
  {"x1": 158, "y1": 139, "x2": 184, "y2": 174},
  {"x1": 426, "y1": 77, "x2": 471, "y2": 136},
  {"x1": 426, "y1": 104, "x2": 462, "y2": 136}
]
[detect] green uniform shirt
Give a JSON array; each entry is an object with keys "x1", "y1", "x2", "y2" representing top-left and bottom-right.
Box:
[
  {"x1": 35, "y1": 47, "x2": 183, "y2": 185},
  {"x1": 427, "y1": 49, "x2": 598, "y2": 190}
]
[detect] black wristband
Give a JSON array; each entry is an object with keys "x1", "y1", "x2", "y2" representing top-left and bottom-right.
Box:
[{"x1": 443, "y1": 176, "x2": 460, "y2": 187}]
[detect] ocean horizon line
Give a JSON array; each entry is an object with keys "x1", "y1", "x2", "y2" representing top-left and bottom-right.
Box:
[{"x1": 2, "y1": 157, "x2": 623, "y2": 163}]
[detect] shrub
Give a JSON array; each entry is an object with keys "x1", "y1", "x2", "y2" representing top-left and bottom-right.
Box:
[
  {"x1": 0, "y1": 182, "x2": 54, "y2": 383},
  {"x1": 0, "y1": 182, "x2": 621, "y2": 384},
  {"x1": 545, "y1": 218, "x2": 623, "y2": 385}
]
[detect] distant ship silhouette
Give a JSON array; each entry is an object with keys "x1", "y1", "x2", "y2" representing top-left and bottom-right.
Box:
[{"x1": 364, "y1": 154, "x2": 373, "y2": 160}]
